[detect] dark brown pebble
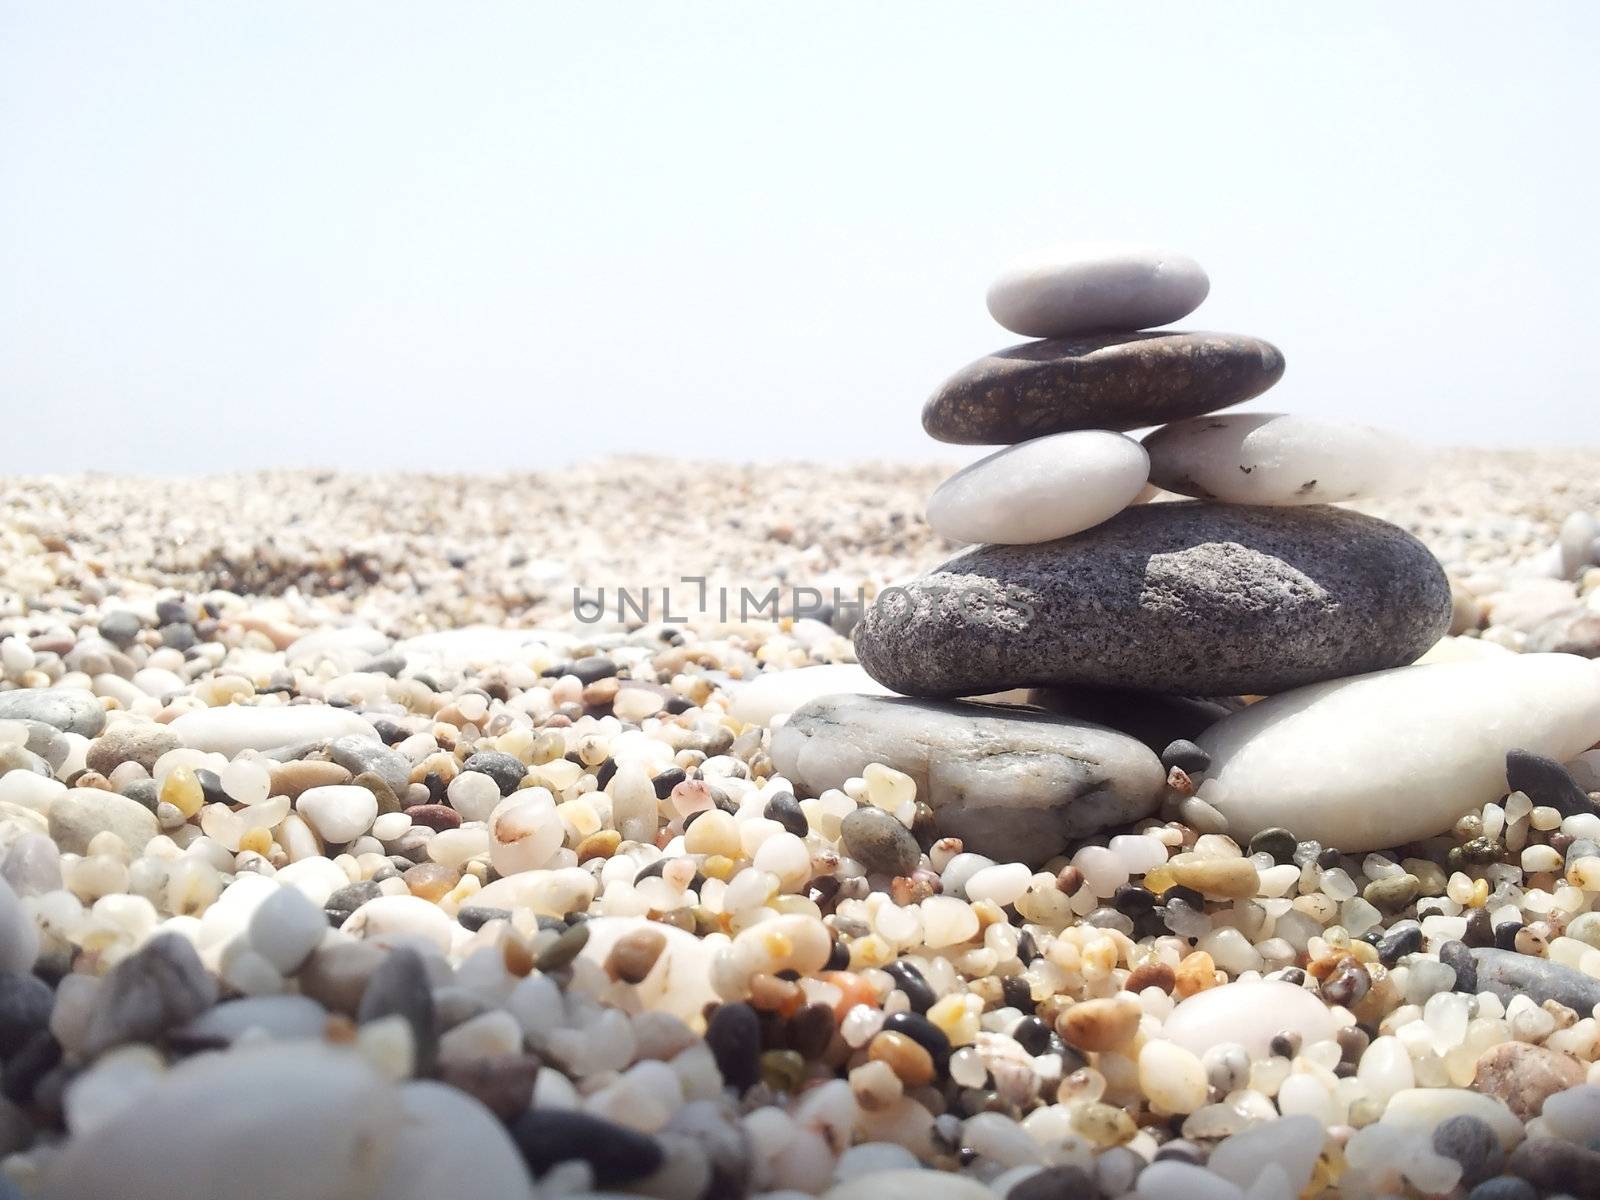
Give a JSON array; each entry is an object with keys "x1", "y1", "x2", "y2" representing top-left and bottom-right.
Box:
[{"x1": 404, "y1": 803, "x2": 462, "y2": 832}]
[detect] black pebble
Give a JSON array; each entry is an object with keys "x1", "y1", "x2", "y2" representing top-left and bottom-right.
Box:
[
  {"x1": 763, "y1": 792, "x2": 808, "y2": 838},
  {"x1": 455, "y1": 905, "x2": 512, "y2": 932},
  {"x1": 570, "y1": 655, "x2": 617, "y2": 684},
  {"x1": 357, "y1": 946, "x2": 437, "y2": 1072},
  {"x1": 1112, "y1": 883, "x2": 1157, "y2": 915},
  {"x1": 1011, "y1": 1015, "x2": 1051, "y2": 1057},
  {"x1": 460, "y1": 750, "x2": 528, "y2": 796},
  {"x1": 1247, "y1": 827, "x2": 1298, "y2": 864},
  {"x1": 706, "y1": 1002, "x2": 762, "y2": 1093},
  {"x1": 155, "y1": 598, "x2": 194, "y2": 625},
  {"x1": 1316, "y1": 846, "x2": 1342, "y2": 869},
  {"x1": 1433, "y1": 1113, "x2": 1504, "y2": 1186},
  {"x1": 1160, "y1": 739, "x2": 1211, "y2": 775},
  {"x1": 1002, "y1": 976, "x2": 1035, "y2": 1012},
  {"x1": 0, "y1": 972, "x2": 54, "y2": 1056},
  {"x1": 1007, "y1": 1164, "x2": 1099, "y2": 1200},
  {"x1": 1439, "y1": 940, "x2": 1478, "y2": 993},
  {"x1": 195, "y1": 768, "x2": 227, "y2": 807},
  {"x1": 823, "y1": 938, "x2": 849, "y2": 972},
  {"x1": 593, "y1": 758, "x2": 617, "y2": 789},
  {"x1": 1164, "y1": 884, "x2": 1205, "y2": 910},
  {"x1": 1377, "y1": 922, "x2": 1424, "y2": 964},
  {"x1": 1, "y1": 1029, "x2": 60, "y2": 1105},
  {"x1": 880, "y1": 1010, "x2": 951, "y2": 1069},
  {"x1": 1154, "y1": 1138, "x2": 1206, "y2": 1165},
  {"x1": 652, "y1": 766, "x2": 687, "y2": 799},
  {"x1": 511, "y1": 1109, "x2": 665, "y2": 1186},
  {"x1": 323, "y1": 880, "x2": 382, "y2": 926},
  {"x1": 884, "y1": 960, "x2": 936, "y2": 1013},
  {"x1": 1506, "y1": 749, "x2": 1591, "y2": 816},
  {"x1": 1493, "y1": 920, "x2": 1523, "y2": 951},
  {"x1": 1466, "y1": 1177, "x2": 1538, "y2": 1200},
  {"x1": 663, "y1": 695, "x2": 693, "y2": 715},
  {"x1": 1462, "y1": 908, "x2": 1495, "y2": 948}
]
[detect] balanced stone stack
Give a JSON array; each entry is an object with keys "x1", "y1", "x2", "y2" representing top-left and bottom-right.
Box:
[{"x1": 858, "y1": 242, "x2": 1447, "y2": 699}]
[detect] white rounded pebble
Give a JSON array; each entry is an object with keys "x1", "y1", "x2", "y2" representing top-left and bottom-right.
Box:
[
  {"x1": 1197, "y1": 654, "x2": 1600, "y2": 851},
  {"x1": 1381, "y1": 1088, "x2": 1523, "y2": 1149},
  {"x1": 731, "y1": 664, "x2": 896, "y2": 725},
  {"x1": 179, "y1": 995, "x2": 330, "y2": 1043},
  {"x1": 1207, "y1": 1113, "x2": 1324, "y2": 1196},
  {"x1": 295, "y1": 785, "x2": 379, "y2": 845},
  {"x1": 381, "y1": 1079, "x2": 538, "y2": 1200},
  {"x1": 1161, "y1": 980, "x2": 1336, "y2": 1058},
  {"x1": 926, "y1": 432, "x2": 1149, "y2": 546},
  {"x1": 963, "y1": 862, "x2": 1032, "y2": 907},
  {"x1": 1134, "y1": 1159, "x2": 1245, "y2": 1200},
  {"x1": 1356, "y1": 1035, "x2": 1414, "y2": 1107},
  {"x1": 40, "y1": 1042, "x2": 404, "y2": 1200},
  {"x1": 575, "y1": 916, "x2": 718, "y2": 1021},
  {"x1": 919, "y1": 896, "x2": 979, "y2": 948},
  {"x1": 445, "y1": 770, "x2": 502, "y2": 823},
  {"x1": 1144, "y1": 413, "x2": 1417, "y2": 506},
  {"x1": 168, "y1": 704, "x2": 377, "y2": 755},
  {"x1": 986, "y1": 243, "x2": 1209, "y2": 338},
  {"x1": 0, "y1": 875, "x2": 39, "y2": 973},
  {"x1": 340, "y1": 894, "x2": 455, "y2": 953},
  {"x1": 247, "y1": 884, "x2": 329, "y2": 974},
  {"x1": 1138, "y1": 1039, "x2": 1208, "y2": 1114},
  {"x1": 823, "y1": 1168, "x2": 994, "y2": 1200},
  {"x1": 1541, "y1": 1084, "x2": 1600, "y2": 1142}
]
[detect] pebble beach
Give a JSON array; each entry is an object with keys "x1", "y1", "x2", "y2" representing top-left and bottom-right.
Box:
[{"x1": 6, "y1": 251, "x2": 1600, "y2": 1200}]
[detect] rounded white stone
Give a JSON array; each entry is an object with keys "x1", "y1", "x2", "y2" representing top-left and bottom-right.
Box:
[
  {"x1": 1381, "y1": 1087, "x2": 1523, "y2": 1149},
  {"x1": 1196, "y1": 654, "x2": 1600, "y2": 851},
  {"x1": 926, "y1": 431, "x2": 1149, "y2": 546},
  {"x1": 376, "y1": 1080, "x2": 536, "y2": 1200},
  {"x1": 730, "y1": 663, "x2": 895, "y2": 725},
  {"x1": 295, "y1": 785, "x2": 379, "y2": 845},
  {"x1": 987, "y1": 243, "x2": 1209, "y2": 339},
  {"x1": 168, "y1": 704, "x2": 377, "y2": 755},
  {"x1": 1143, "y1": 413, "x2": 1419, "y2": 505},
  {"x1": 0, "y1": 875, "x2": 39, "y2": 974},
  {"x1": 40, "y1": 1042, "x2": 403, "y2": 1200},
  {"x1": 247, "y1": 884, "x2": 330, "y2": 974},
  {"x1": 1161, "y1": 979, "x2": 1336, "y2": 1058}
]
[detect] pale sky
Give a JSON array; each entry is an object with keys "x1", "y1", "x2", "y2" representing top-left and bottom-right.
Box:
[{"x1": 2, "y1": 2, "x2": 1596, "y2": 473}]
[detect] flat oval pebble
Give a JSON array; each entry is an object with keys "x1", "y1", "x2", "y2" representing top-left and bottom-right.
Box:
[
  {"x1": 854, "y1": 503, "x2": 1450, "y2": 697},
  {"x1": 168, "y1": 704, "x2": 378, "y2": 755},
  {"x1": 1196, "y1": 654, "x2": 1600, "y2": 851},
  {"x1": 40, "y1": 1043, "x2": 403, "y2": 1200},
  {"x1": 926, "y1": 431, "x2": 1149, "y2": 545},
  {"x1": 1143, "y1": 413, "x2": 1418, "y2": 505},
  {"x1": 922, "y1": 331, "x2": 1284, "y2": 445},
  {"x1": 0, "y1": 688, "x2": 105, "y2": 737},
  {"x1": 1160, "y1": 980, "x2": 1336, "y2": 1058},
  {"x1": 1470, "y1": 946, "x2": 1600, "y2": 1014},
  {"x1": 986, "y1": 244, "x2": 1209, "y2": 339},
  {"x1": 730, "y1": 663, "x2": 895, "y2": 725},
  {"x1": 771, "y1": 694, "x2": 1164, "y2": 865}
]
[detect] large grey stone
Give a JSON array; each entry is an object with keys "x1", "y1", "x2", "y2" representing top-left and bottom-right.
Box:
[
  {"x1": 921, "y1": 331, "x2": 1284, "y2": 445},
  {"x1": 0, "y1": 688, "x2": 105, "y2": 737},
  {"x1": 1471, "y1": 947, "x2": 1600, "y2": 1014},
  {"x1": 46, "y1": 789, "x2": 161, "y2": 854},
  {"x1": 770, "y1": 694, "x2": 1165, "y2": 865},
  {"x1": 854, "y1": 503, "x2": 1451, "y2": 697}
]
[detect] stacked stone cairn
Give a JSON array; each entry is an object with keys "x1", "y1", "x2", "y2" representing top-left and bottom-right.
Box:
[{"x1": 772, "y1": 245, "x2": 1600, "y2": 867}]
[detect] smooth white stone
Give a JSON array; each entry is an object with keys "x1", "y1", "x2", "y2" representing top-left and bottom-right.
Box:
[
  {"x1": 1381, "y1": 1087, "x2": 1523, "y2": 1149},
  {"x1": 824, "y1": 1168, "x2": 994, "y2": 1200},
  {"x1": 926, "y1": 432, "x2": 1150, "y2": 546},
  {"x1": 0, "y1": 875, "x2": 38, "y2": 973},
  {"x1": 179, "y1": 996, "x2": 330, "y2": 1043},
  {"x1": 1196, "y1": 654, "x2": 1600, "y2": 851},
  {"x1": 284, "y1": 626, "x2": 391, "y2": 667},
  {"x1": 296, "y1": 785, "x2": 379, "y2": 845},
  {"x1": 395, "y1": 626, "x2": 572, "y2": 666},
  {"x1": 247, "y1": 884, "x2": 330, "y2": 974},
  {"x1": 1161, "y1": 980, "x2": 1336, "y2": 1057},
  {"x1": 168, "y1": 704, "x2": 377, "y2": 755},
  {"x1": 576, "y1": 916, "x2": 719, "y2": 1022},
  {"x1": 731, "y1": 664, "x2": 895, "y2": 725},
  {"x1": 1143, "y1": 413, "x2": 1418, "y2": 505},
  {"x1": 376, "y1": 1081, "x2": 536, "y2": 1200},
  {"x1": 1135, "y1": 1160, "x2": 1246, "y2": 1200},
  {"x1": 41, "y1": 1042, "x2": 403, "y2": 1200},
  {"x1": 986, "y1": 243, "x2": 1208, "y2": 338},
  {"x1": 1414, "y1": 635, "x2": 1513, "y2": 666},
  {"x1": 1208, "y1": 1114, "x2": 1324, "y2": 1196},
  {"x1": 340, "y1": 894, "x2": 455, "y2": 953}
]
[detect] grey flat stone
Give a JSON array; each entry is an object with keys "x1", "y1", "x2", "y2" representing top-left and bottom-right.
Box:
[
  {"x1": 854, "y1": 503, "x2": 1451, "y2": 697},
  {"x1": 0, "y1": 688, "x2": 105, "y2": 737},
  {"x1": 922, "y1": 330, "x2": 1284, "y2": 445},
  {"x1": 47, "y1": 789, "x2": 161, "y2": 854},
  {"x1": 1471, "y1": 947, "x2": 1600, "y2": 1013},
  {"x1": 770, "y1": 693, "x2": 1165, "y2": 865}
]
